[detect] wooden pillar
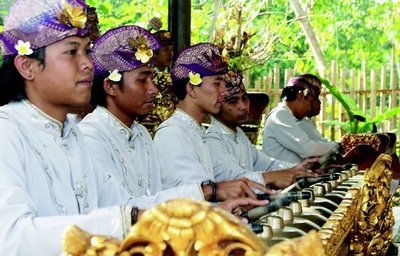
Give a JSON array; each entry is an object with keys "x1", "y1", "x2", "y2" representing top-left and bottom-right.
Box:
[
  {"x1": 370, "y1": 69, "x2": 377, "y2": 119},
  {"x1": 389, "y1": 46, "x2": 397, "y2": 131},
  {"x1": 339, "y1": 68, "x2": 346, "y2": 138},
  {"x1": 330, "y1": 60, "x2": 337, "y2": 140},
  {"x1": 168, "y1": 0, "x2": 191, "y2": 59},
  {"x1": 380, "y1": 66, "x2": 387, "y2": 131},
  {"x1": 273, "y1": 63, "x2": 280, "y2": 107}
]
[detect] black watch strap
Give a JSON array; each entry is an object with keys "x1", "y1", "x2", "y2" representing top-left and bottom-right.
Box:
[{"x1": 201, "y1": 180, "x2": 218, "y2": 202}]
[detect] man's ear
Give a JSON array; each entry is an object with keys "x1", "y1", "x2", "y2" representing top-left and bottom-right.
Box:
[
  {"x1": 296, "y1": 90, "x2": 305, "y2": 101},
  {"x1": 103, "y1": 78, "x2": 119, "y2": 96},
  {"x1": 14, "y1": 55, "x2": 35, "y2": 80},
  {"x1": 186, "y1": 82, "x2": 197, "y2": 98}
]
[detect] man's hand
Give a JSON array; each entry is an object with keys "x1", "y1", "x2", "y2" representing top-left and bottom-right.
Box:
[
  {"x1": 262, "y1": 167, "x2": 318, "y2": 189},
  {"x1": 216, "y1": 178, "x2": 269, "y2": 200},
  {"x1": 218, "y1": 197, "x2": 268, "y2": 216},
  {"x1": 298, "y1": 157, "x2": 320, "y2": 170}
]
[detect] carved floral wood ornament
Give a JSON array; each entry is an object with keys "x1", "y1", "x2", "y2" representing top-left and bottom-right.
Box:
[
  {"x1": 350, "y1": 154, "x2": 394, "y2": 255},
  {"x1": 62, "y1": 199, "x2": 267, "y2": 256},
  {"x1": 62, "y1": 198, "x2": 326, "y2": 256},
  {"x1": 62, "y1": 155, "x2": 394, "y2": 256}
]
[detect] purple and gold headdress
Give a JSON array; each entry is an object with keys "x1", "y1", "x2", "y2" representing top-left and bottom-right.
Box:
[
  {"x1": 285, "y1": 77, "x2": 319, "y2": 98},
  {"x1": 0, "y1": 0, "x2": 89, "y2": 57},
  {"x1": 171, "y1": 43, "x2": 228, "y2": 82},
  {"x1": 223, "y1": 71, "x2": 245, "y2": 99},
  {"x1": 91, "y1": 25, "x2": 160, "y2": 77}
]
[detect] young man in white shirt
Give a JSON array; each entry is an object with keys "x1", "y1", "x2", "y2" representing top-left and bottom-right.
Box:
[
  {"x1": 0, "y1": 1, "x2": 139, "y2": 254},
  {"x1": 154, "y1": 43, "x2": 269, "y2": 201},
  {"x1": 80, "y1": 25, "x2": 266, "y2": 210},
  {"x1": 205, "y1": 71, "x2": 318, "y2": 189},
  {"x1": 0, "y1": 3, "x2": 264, "y2": 254}
]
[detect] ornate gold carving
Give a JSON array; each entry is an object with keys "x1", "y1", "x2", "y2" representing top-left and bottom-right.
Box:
[
  {"x1": 341, "y1": 133, "x2": 381, "y2": 154},
  {"x1": 61, "y1": 225, "x2": 120, "y2": 256},
  {"x1": 350, "y1": 154, "x2": 394, "y2": 255},
  {"x1": 121, "y1": 198, "x2": 266, "y2": 255},
  {"x1": 139, "y1": 71, "x2": 178, "y2": 136},
  {"x1": 265, "y1": 230, "x2": 325, "y2": 256},
  {"x1": 62, "y1": 199, "x2": 267, "y2": 255},
  {"x1": 318, "y1": 188, "x2": 360, "y2": 256},
  {"x1": 62, "y1": 160, "x2": 394, "y2": 256}
]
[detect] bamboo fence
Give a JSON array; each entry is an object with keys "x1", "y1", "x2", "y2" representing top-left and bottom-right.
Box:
[{"x1": 246, "y1": 60, "x2": 400, "y2": 142}]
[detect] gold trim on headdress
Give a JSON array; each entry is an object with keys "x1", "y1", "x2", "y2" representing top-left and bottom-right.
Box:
[
  {"x1": 163, "y1": 32, "x2": 171, "y2": 39},
  {"x1": 58, "y1": 0, "x2": 87, "y2": 29},
  {"x1": 129, "y1": 36, "x2": 154, "y2": 64}
]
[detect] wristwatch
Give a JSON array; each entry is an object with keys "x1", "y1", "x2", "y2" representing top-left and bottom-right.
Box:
[{"x1": 201, "y1": 180, "x2": 218, "y2": 202}]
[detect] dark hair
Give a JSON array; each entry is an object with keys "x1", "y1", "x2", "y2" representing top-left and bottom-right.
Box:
[
  {"x1": 152, "y1": 30, "x2": 173, "y2": 47},
  {"x1": 0, "y1": 48, "x2": 46, "y2": 106},
  {"x1": 299, "y1": 73, "x2": 322, "y2": 90},
  {"x1": 280, "y1": 77, "x2": 314, "y2": 101},
  {"x1": 173, "y1": 78, "x2": 189, "y2": 100},
  {"x1": 90, "y1": 72, "x2": 124, "y2": 107}
]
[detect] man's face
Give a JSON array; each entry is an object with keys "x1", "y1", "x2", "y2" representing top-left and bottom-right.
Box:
[
  {"x1": 28, "y1": 36, "x2": 94, "y2": 111},
  {"x1": 113, "y1": 66, "x2": 158, "y2": 117},
  {"x1": 219, "y1": 89, "x2": 250, "y2": 126},
  {"x1": 154, "y1": 45, "x2": 173, "y2": 70},
  {"x1": 194, "y1": 74, "x2": 226, "y2": 115},
  {"x1": 291, "y1": 91, "x2": 313, "y2": 120},
  {"x1": 308, "y1": 95, "x2": 321, "y2": 117}
]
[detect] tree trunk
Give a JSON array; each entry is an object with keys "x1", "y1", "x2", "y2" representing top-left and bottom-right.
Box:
[{"x1": 289, "y1": 0, "x2": 327, "y2": 76}]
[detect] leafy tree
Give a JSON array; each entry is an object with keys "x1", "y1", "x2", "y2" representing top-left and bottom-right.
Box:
[
  {"x1": 1, "y1": 0, "x2": 399, "y2": 86},
  {"x1": 86, "y1": 0, "x2": 169, "y2": 32}
]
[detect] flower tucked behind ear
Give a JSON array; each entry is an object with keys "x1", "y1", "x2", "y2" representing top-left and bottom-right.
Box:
[
  {"x1": 303, "y1": 88, "x2": 309, "y2": 97},
  {"x1": 108, "y1": 70, "x2": 122, "y2": 82},
  {"x1": 15, "y1": 40, "x2": 33, "y2": 56},
  {"x1": 58, "y1": 0, "x2": 87, "y2": 29},
  {"x1": 189, "y1": 72, "x2": 202, "y2": 86}
]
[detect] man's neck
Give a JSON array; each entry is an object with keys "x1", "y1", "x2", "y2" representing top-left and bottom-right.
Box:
[
  {"x1": 215, "y1": 116, "x2": 237, "y2": 132},
  {"x1": 154, "y1": 63, "x2": 168, "y2": 72},
  {"x1": 105, "y1": 100, "x2": 135, "y2": 128},
  {"x1": 177, "y1": 101, "x2": 206, "y2": 124},
  {"x1": 26, "y1": 98, "x2": 67, "y2": 123},
  {"x1": 285, "y1": 100, "x2": 302, "y2": 120}
]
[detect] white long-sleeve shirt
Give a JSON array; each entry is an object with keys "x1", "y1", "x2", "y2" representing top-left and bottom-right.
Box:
[
  {"x1": 0, "y1": 101, "x2": 134, "y2": 255},
  {"x1": 153, "y1": 109, "x2": 215, "y2": 188},
  {"x1": 262, "y1": 102, "x2": 337, "y2": 163},
  {"x1": 297, "y1": 117, "x2": 329, "y2": 142},
  {"x1": 204, "y1": 117, "x2": 295, "y2": 185},
  {"x1": 79, "y1": 107, "x2": 204, "y2": 209}
]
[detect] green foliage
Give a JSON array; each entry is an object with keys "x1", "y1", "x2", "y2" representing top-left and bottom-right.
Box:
[
  {"x1": 321, "y1": 78, "x2": 400, "y2": 134},
  {"x1": 1, "y1": 0, "x2": 399, "y2": 91},
  {"x1": 80, "y1": 0, "x2": 400, "y2": 84},
  {"x1": 87, "y1": 0, "x2": 168, "y2": 33},
  {"x1": 190, "y1": 0, "x2": 306, "y2": 86},
  {"x1": 310, "y1": 0, "x2": 399, "y2": 70}
]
